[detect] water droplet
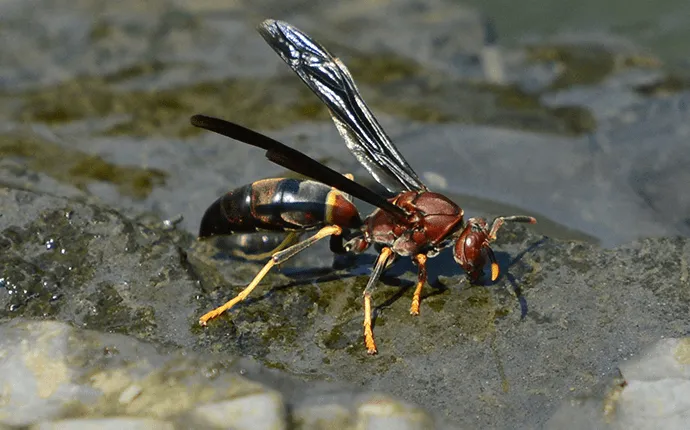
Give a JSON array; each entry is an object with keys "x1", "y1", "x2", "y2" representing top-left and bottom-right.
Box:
[{"x1": 162, "y1": 214, "x2": 184, "y2": 230}]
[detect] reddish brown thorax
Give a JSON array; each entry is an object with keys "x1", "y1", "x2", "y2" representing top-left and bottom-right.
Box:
[{"x1": 354, "y1": 191, "x2": 465, "y2": 257}]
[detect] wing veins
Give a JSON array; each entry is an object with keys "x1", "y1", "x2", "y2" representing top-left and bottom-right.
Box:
[{"x1": 258, "y1": 19, "x2": 428, "y2": 193}]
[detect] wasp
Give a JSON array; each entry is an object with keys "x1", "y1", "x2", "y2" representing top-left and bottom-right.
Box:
[{"x1": 192, "y1": 19, "x2": 536, "y2": 354}]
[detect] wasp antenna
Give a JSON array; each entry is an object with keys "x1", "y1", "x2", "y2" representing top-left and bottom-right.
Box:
[{"x1": 489, "y1": 216, "x2": 537, "y2": 241}]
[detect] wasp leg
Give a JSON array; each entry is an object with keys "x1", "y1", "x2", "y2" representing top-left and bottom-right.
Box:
[
  {"x1": 199, "y1": 225, "x2": 343, "y2": 325},
  {"x1": 409, "y1": 253, "x2": 428, "y2": 315},
  {"x1": 362, "y1": 247, "x2": 394, "y2": 355}
]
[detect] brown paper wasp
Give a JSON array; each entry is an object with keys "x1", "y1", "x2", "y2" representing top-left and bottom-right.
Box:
[{"x1": 192, "y1": 19, "x2": 536, "y2": 354}]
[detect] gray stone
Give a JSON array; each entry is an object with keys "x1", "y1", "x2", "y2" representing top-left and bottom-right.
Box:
[
  {"x1": 547, "y1": 338, "x2": 690, "y2": 430},
  {"x1": 0, "y1": 320, "x2": 273, "y2": 427},
  {"x1": 355, "y1": 394, "x2": 436, "y2": 430},
  {"x1": 30, "y1": 418, "x2": 174, "y2": 430},
  {"x1": 292, "y1": 404, "x2": 353, "y2": 430},
  {"x1": 0, "y1": 321, "x2": 101, "y2": 427},
  {"x1": 615, "y1": 338, "x2": 690, "y2": 429},
  {"x1": 0, "y1": 319, "x2": 451, "y2": 429},
  {"x1": 189, "y1": 392, "x2": 287, "y2": 430}
]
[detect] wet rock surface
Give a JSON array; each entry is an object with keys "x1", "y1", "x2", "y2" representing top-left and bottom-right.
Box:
[
  {"x1": 2, "y1": 187, "x2": 689, "y2": 428},
  {"x1": 1, "y1": 0, "x2": 689, "y2": 428}
]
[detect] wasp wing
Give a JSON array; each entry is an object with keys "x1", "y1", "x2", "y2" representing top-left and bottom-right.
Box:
[
  {"x1": 258, "y1": 19, "x2": 428, "y2": 193},
  {"x1": 190, "y1": 114, "x2": 409, "y2": 220}
]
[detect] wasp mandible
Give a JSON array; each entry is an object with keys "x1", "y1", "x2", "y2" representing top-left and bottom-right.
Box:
[{"x1": 192, "y1": 19, "x2": 536, "y2": 354}]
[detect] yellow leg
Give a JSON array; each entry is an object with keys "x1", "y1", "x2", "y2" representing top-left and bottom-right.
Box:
[
  {"x1": 363, "y1": 247, "x2": 393, "y2": 355},
  {"x1": 363, "y1": 294, "x2": 376, "y2": 354},
  {"x1": 409, "y1": 253, "x2": 428, "y2": 315},
  {"x1": 199, "y1": 259, "x2": 275, "y2": 325},
  {"x1": 199, "y1": 225, "x2": 342, "y2": 326}
]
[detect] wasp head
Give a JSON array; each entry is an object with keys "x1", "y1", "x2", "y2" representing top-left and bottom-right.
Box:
[
  {"x1": 453, "y1": 217, "x2": 498, "y2": 282},
  {"x1": 453, "y1": 215, "x2": 537, "y2": 282}
]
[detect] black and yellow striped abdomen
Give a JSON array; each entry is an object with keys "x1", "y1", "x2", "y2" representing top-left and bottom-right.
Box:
[{"x1": 199, "y1": 178, "x2": 362, "y2": 238}]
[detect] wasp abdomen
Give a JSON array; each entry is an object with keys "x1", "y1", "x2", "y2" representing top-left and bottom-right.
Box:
[{"x1": 199, "y1": 178, "x2": 361, "y2": 238}]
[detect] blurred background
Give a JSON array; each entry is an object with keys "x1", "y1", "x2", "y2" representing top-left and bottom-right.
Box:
[
  {"x1": 461, "y1": 0, "x2": 689, "y2": 64},
  {"x1": 1, "y1": 0, "x2": 689, "y2": 248}
]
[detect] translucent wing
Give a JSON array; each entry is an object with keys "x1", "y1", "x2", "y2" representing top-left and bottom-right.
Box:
[{"x1": 258, "y1": 19, "x2": 428, "y2": 193}]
